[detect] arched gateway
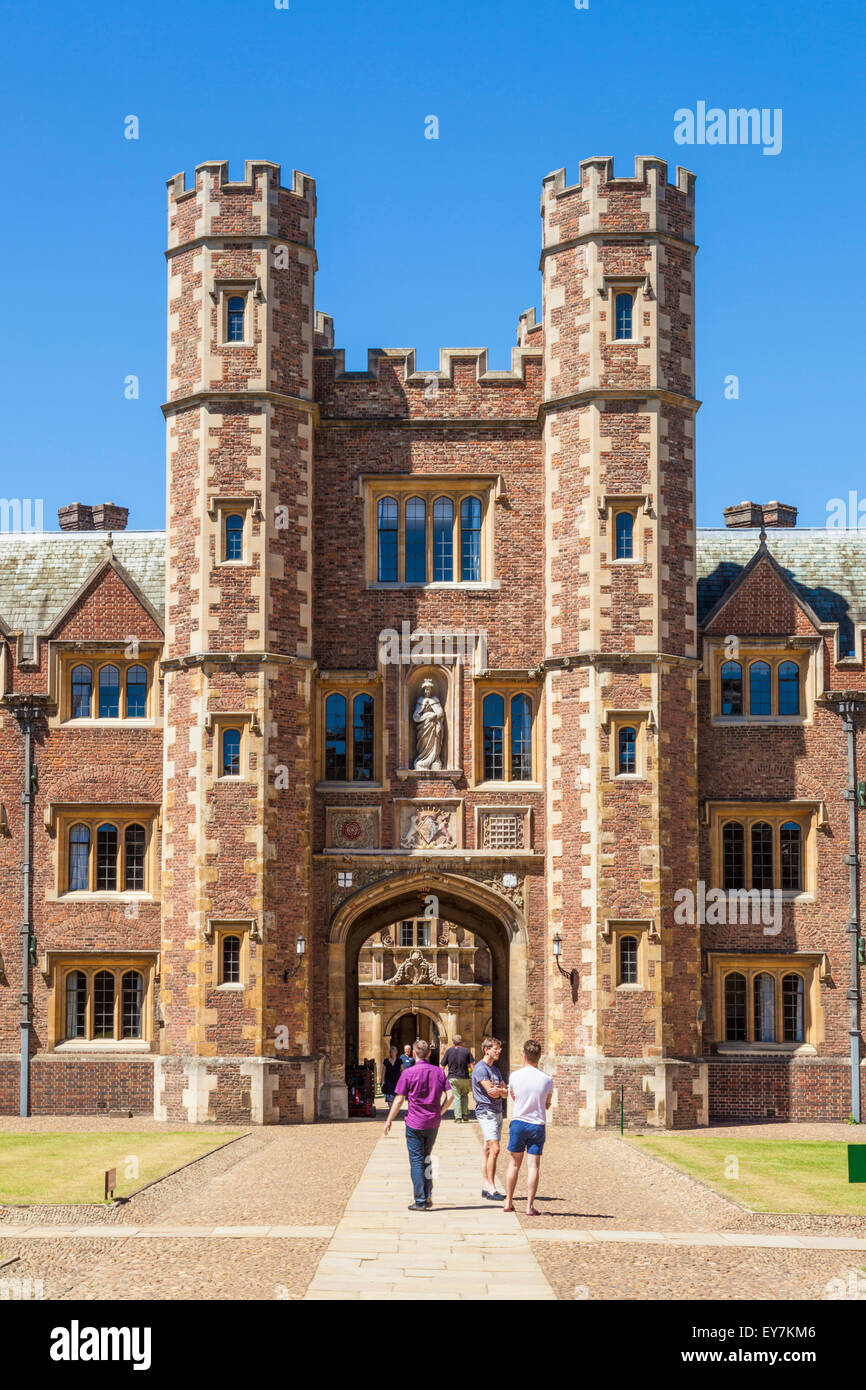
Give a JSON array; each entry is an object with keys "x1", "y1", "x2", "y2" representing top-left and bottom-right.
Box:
[{"x1": 321, "y1": 870, "x2": 530, "y2": 1119}]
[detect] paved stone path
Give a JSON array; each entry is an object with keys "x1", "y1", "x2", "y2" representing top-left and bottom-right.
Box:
[{"x1": 303, "y1": 1120, "x2": 556, "y2": 1300}]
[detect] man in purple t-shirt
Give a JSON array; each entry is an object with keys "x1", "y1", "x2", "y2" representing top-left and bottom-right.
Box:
[{"x1": 384, "y1": 1038, "x2": 452, "y2": 1210}]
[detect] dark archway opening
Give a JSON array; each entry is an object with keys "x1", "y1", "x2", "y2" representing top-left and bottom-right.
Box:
[{"x1": 343, "y1": 881, "x2": 511, "y2": 1074}]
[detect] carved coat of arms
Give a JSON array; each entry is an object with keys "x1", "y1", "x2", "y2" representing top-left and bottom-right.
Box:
[{"x1": 400, "y1": 806, "x2": 454, "y2": 850}]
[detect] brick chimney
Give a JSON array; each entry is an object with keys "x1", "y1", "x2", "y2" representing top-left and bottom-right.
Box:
[
  {"x1": 58, "y1": 502, "x2": 129, "y2": 532},
  {"x1": 723, "y1": 500, "x2": 797, "y2": 530}
]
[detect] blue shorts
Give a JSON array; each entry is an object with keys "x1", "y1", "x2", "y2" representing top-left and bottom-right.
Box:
[{"x1": 508, "y1": 1119, "x2": 546, "y2": 1155}]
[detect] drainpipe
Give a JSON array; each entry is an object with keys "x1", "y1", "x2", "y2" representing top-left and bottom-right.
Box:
[
  {"x1": 2, "y1": 693, "x2": 49, "y2": 1118},
  {"x1": 836, "y1": 697, "x2": 863, "y2": 1123}
]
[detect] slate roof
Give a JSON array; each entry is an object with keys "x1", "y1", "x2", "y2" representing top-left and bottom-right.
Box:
[
  {"x1": 696, "y1": 528, "x2": 866, "y2": 653},
  {"x1": 0, "y1": 526, "x2": 863, "y2": 651},
  {"x1": 0, "y1": 532, "x2": 166, "y2": 640}
]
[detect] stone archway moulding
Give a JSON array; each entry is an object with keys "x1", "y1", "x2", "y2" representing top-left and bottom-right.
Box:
[{"x1": 322, "y1": 868, "x2": 531, "y2": 1119}]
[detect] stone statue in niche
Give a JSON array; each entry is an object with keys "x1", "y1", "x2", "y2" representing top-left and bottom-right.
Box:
[{"x1": 412, "y1": 678, "x2": 445, "y2": 771}]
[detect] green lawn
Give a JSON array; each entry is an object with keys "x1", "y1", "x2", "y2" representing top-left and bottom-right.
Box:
[
  {"x1": 0, "y1": 1131, "x2": 240, "y2": 1205},
  {"x1": 628, "y1": 1135, "x2": 866, "y2": 1215}
]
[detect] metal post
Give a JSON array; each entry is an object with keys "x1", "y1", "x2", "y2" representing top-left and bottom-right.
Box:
[
  {"x1": 1, "y1": 695, "x2": 46, "y2": 1120},
  {"x1": 620, "y1": 1083, "x2": 624, "y2": 1135},
  {"x1": 840, "y1": 700, "x2": 863, "y2": 1123}
]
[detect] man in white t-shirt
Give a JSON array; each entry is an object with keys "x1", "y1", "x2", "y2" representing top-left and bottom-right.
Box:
[{"x1": 502, "y1": 1039, "x2": 553, "y2": 1216}]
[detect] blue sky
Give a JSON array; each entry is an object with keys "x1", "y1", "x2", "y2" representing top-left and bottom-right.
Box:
[{"x1": 1, "y1": 0, "x2": 863, "y2": 531}]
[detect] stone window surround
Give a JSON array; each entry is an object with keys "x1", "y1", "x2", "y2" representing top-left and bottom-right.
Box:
[
  {"x1": 599, "y1": 273, "x2": 650, "y2": 345},
  {"x1": 46, "y1": 803, "x2": 161, "y2": 901},
  {"x1": 706, "y1": 636, "x2": 818, "y2": 724},
  {"x1": 207, "y1": 919, "x2": 253, "y2": 990},
  {"x1": 211, "y1": 278, "x2": 260, "y2": 348},
  {"x1": 705, "y1": 950, "x2": 827, "y2": 1051},
  {"x1": 205, "y1": 709, "x2": 259, "y2": 782},
  {"x1": 52, "y1": 644, "x2": 162, "y2": 726},
  {"x1": 703, "y1": 800, "x2": 823, "y2": 901},
  {"x1": 43, "y1": 950, "x2": 158, "y2": 1051},
  {"x1": 316, "y1": 672, "x2": 381, "y2": 788},
  {"x1": 358, "y1": 473, "x2": 503, "y2": 589},
  {"x1": 599, "y1": 493, "x2": 653, "y2": 567},
  {"x1": 473, "y1": 676, "x2": 541, "y2": 788},
  {"x1": 602, "y1": 707, "x2": 654, "y2": 781},
  {"x1": 604, "y1": 919, "x2": 656, "y2": 990},
  {"x1": 207, "y1": 494, "x2": 262, "y2": 567}
]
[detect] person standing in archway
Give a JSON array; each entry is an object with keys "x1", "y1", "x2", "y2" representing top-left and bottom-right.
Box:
[
  {"x1": 441, "y1": 1033, "x2": 474, "y2": 1123},
  {"x1": 472, "y1": 1036, "x2": 508, "y2": 1200},
  {"x1": 382, "y1": 1046, "x2": 402, "y2": 1109},
  {"x1": 384, "y1": 1038, "x2": 452, "y2": 1210}
]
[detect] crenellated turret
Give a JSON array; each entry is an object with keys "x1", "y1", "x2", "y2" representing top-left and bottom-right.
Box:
[
  {"x1": 541, "y1": 156, "x2": 703, "y2": 1127},
  {"x1": 159, "y1": 160, "x2": 319, "y2": 1124}
]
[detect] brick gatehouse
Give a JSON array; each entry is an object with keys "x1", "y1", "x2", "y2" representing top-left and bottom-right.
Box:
[{"x1": 0, "y1": 155, "x2": 863, "y2": 1126}]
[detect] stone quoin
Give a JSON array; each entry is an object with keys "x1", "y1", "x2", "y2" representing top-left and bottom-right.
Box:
[{"x1": 0, "y1": 155, "x2": 863, "y2": 1126}]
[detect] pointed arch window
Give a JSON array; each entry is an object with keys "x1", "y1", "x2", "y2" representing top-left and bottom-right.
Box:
[
  {"x1": 71, "y1": 665, "x2": 92, "y2": 718},
  {"x1": 377, "y1": 497, "x2": 399, "y2": 582},
  {"x1": 405, "y1": 496, "x2": 426, "y2": 583},
  {"x1": 96, "y1": 823, "x2": 118, "y2": 891},
  {"x1": 482, "y1": 693, "x2": 505, "y2": 782},
  {"x1": 720, "y1": 661, "x2": 743, "y2": 716},
  {"x1": 615, "y1": 292, "x2": 633, "y2": 340},
  {"x1": 324, "y1": 693, "x2": 348, "y2": 781},
  {"x1": 510, "y1": 694, "x2": 533, "y2": 781},
  {"x1": 750, "y1": 821, "x2": 774, "y2": 890},
  {"x1": 352, "y1": 694, "x2": 375, "y2": 781},
  {"x1": 98, "y1": 665, "x2": 120, "y2": 718},
  {"x1": 126, "y1": 664, "x2": 148, "y2": 717},
  {"x1": 227, "y1": 296, "x2": 246, "y2": 342},
  {"x1": 724, "y1": 972, "x2": 747, "y2": 1041},
  {"x1": 782, "y1": 973, "x2": 805, "y2": 1043},
  {"x1": 460, "y1": 496, "x2": 482, "y2": 581},
  {"x1": 722, "y1": 821, "x2": 745, "y2": 890},
  {"x1": 221, "y1": 727, "x2": 241, "y2": 777},
  {"x1": 224, "y1": 513, "x2": 244, "y2": 562},
  {"x1": 753, "y1": 971, "x2": 776, "y2": 1043},
  {"x1": 617, "y1": 725, "x2": 637, "y2": 775},
  {"x1": 780, "y1": 821, "x2": 802, "y2": 891},
  {"x1": 65, "y1": 970, "x2": 87, "y2": 1039},
  {"x1": 778, "y1": 661, "x2": 800, "y2": 716},
  {"x1": 749, "y1": 661, "x2": 771, "y2": 716},
  {"x1": 221, "y1": 935, "x2": 241, "y2": 985},
  {"x1": 93, "y1": 971, "x2": 116, "y2": 1038},
  {"x1": 122, "y1": 971, "x2": 143, "y2": 1038},
  {"x1": 619, "y1": 935, "x2": 638, "y2": 985},
  {"x1": 68, "y1": 824, "x2": 90, "y2": 892},
  {"x1": 124, "y1": 824, "x2": 146, "y2": 891},
  {"x1": 433, "y1": 497, "x2": 454, "y2": 582},
  {"x1": 615, "y1": 511, "x2": 634, "y2": 560}
]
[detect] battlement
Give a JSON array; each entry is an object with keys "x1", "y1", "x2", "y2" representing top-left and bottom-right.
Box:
[
  {"x1": 316, "y1": 343, "x2": 542, "y2": 386},
  {"x1": 166, "y1": 159, "x2": 316, "y2": 252},
  {"x1": 544, "y1": 155, "x2": 695, "y2": 200},
  {"x1": 167, "y1": 159, "x2": 315, "y2": 204},
  {"x1": 541, "y1": 155, "x2": 696, "y2": 248}
]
